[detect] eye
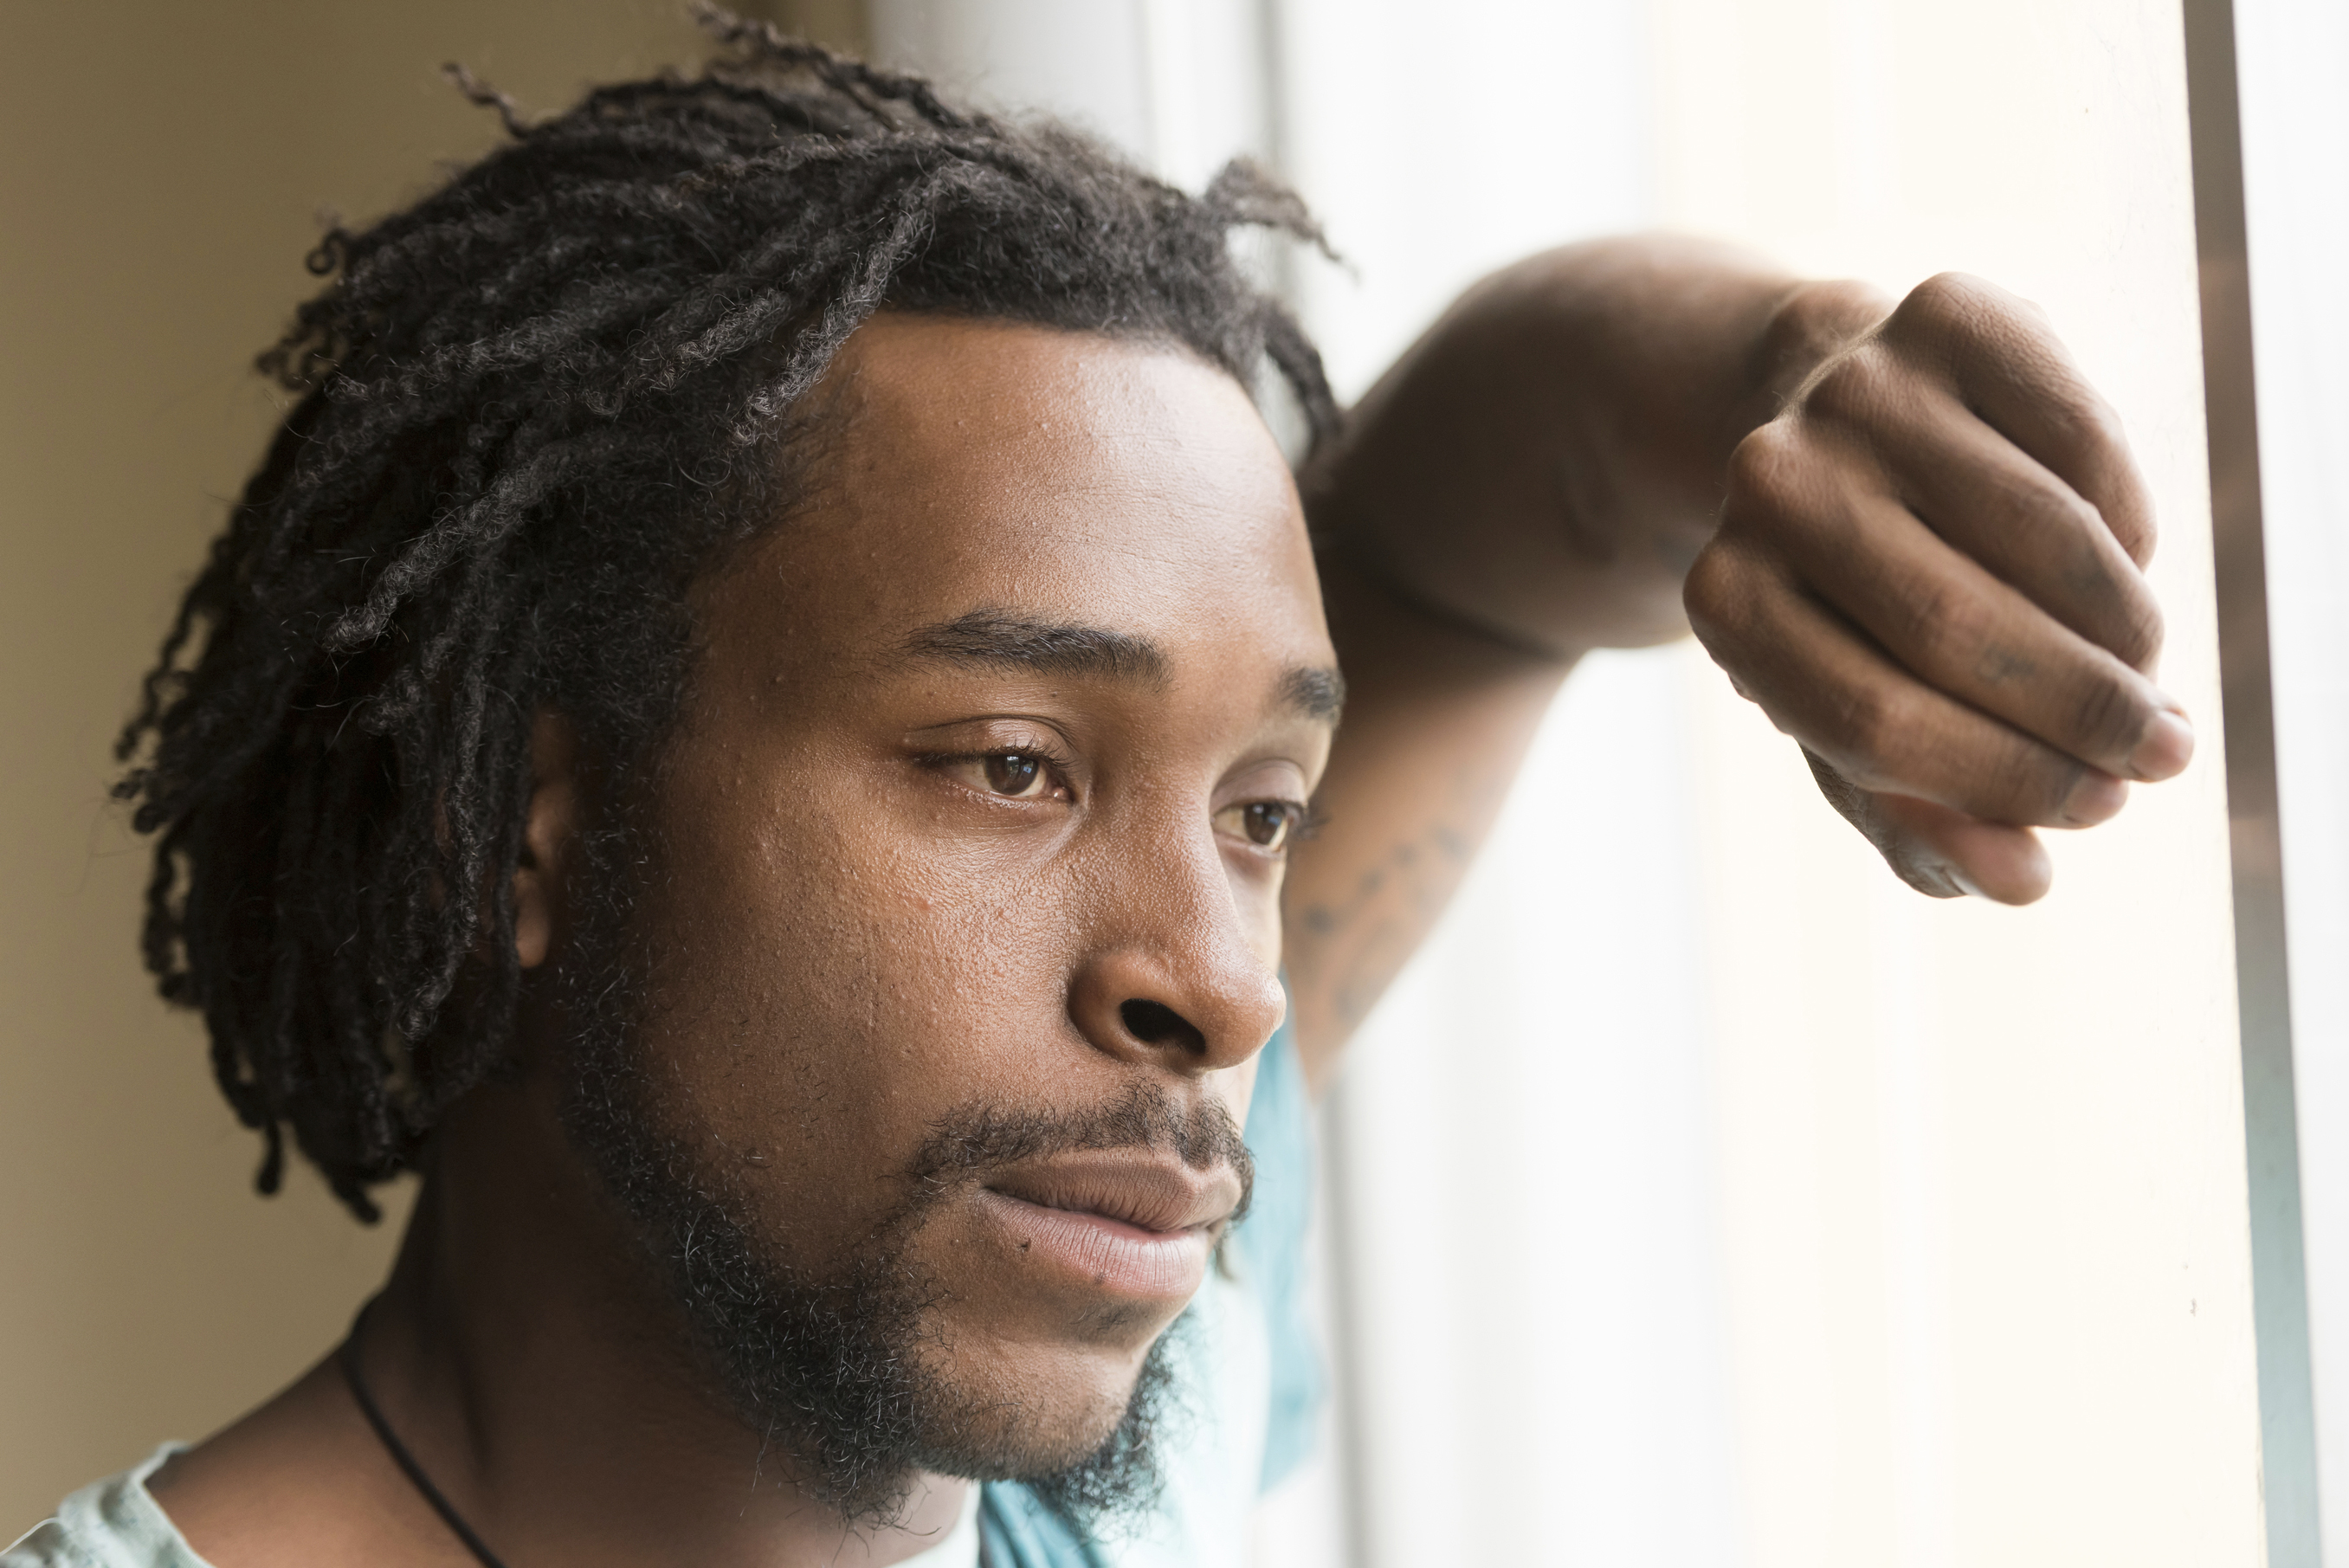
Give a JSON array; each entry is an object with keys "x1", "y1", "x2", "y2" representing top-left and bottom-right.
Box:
[
  {"x1": 1216, "y1": 799, "x2": 1305, "y2": 852},
  {"x1": 973, "y1": 751, "x2": 1055, "y2": 800},
  {"x1": 927, "y1": 740, "x2": 1074, "y2": 806}
]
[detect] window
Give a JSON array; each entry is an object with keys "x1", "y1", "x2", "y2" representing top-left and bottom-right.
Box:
[{"x1": 865, "y1": 1, "x2": 2324, "y2": 1562}]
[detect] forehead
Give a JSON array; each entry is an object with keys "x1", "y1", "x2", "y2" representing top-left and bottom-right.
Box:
[{"x1": 713, "y1": 314, "x2": 1328, "y2": 677}]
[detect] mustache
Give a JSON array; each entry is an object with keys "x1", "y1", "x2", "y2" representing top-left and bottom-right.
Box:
[{"x1": 906, "y1": 1082, "x2": 1255, "y2": 1227}]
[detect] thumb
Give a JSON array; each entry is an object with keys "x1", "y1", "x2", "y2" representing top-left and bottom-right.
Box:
[{"x1": 1803, "y1": 748, "x2": 2053, "y2": 905}]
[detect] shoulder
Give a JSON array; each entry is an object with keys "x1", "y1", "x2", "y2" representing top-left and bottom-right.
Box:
[
  {"x1": 4, "y1": 1449, "x2": 210, "y2": 1568},
  {"x1": 137, "y1": 1352, "x2": 438, "y2": 1568}
]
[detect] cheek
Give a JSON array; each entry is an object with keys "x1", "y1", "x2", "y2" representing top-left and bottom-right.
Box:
[{"x1": 628, "y1": 767, "x2": 1081, "y2": 1249}]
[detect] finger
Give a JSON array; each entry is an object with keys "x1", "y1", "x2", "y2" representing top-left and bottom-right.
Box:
[
  {"x1": 1685, "y1": 533, "x2": 2130, "y2": 827},
  {"x1": 1804, "y1": 364, "x2": 2165, "y2": 673},
  {"x1": 1872, "y1": 790, "x2": 2055, "y2": 905},
  {"x1": 1802, "y1": 748, "x2": 2052, "y2": 904},
  {"x1": 1757, "y1": 467, "x2": 2192, "y2": 782},
  {"x1": 1881, "y1": 273, "x2": 2158, "y2": 567}
]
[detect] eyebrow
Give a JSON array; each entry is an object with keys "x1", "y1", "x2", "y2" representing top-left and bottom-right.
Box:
[
  {"x1": 902, "y1": 611, "x2": 1170, "y2": 684},
  {"x1": 1280, "y1": 664, "x2": 1346, "y2": 723},
  {"x1": 900, "y1": 610, "x2": 1344, "y2": 724}
]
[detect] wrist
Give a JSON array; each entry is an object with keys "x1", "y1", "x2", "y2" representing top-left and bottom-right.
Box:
[{"x1": 1739, "y1": 278, "x2": 1897, "y2": 434}]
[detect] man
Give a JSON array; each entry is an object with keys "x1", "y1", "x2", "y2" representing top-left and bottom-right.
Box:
[{"x1": 8, "y1": 17, "x2": 2188, "y2": 1568}]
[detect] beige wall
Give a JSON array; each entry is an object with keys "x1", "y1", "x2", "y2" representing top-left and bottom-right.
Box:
[{"x1": 0, "y1": 0, "x2": 863, "y2": 1529}]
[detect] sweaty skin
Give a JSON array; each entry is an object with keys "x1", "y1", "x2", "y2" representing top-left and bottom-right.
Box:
[{"x1": 150, "y1": 318, "x2": 1334, "y2": 1568}]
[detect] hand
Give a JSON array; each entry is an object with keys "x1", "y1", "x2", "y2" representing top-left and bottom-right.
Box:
[{"x1": 1683, "y1": 272, "x2": 2191, "y2": 904}]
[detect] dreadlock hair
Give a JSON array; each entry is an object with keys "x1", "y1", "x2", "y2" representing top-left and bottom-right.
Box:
[{"x1": 113, "y1": 9, "x2": 1340, "y2": 1223}]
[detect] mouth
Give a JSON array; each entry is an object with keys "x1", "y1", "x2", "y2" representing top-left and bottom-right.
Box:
[{"x1": 975, "y1": 1153, "x2": 1242, "y2": 1302}]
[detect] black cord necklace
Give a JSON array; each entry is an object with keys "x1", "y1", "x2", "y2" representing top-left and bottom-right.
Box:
[
  {"x1": 338, "y1": 1302, "x2": 994, "y2": 1568},
  {"x1": 338, "y1": 1303, "x2": 510, "y2": 1568}
]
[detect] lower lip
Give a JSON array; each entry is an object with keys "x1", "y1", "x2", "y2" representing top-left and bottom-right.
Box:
[{"x1": 974, "y1": 1189, "x2": 1212, "y2": 1301}]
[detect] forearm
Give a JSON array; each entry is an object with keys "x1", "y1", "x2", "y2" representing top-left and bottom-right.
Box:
[
  {"x1": 1300, "y1": 235, "x2": 1888, "y2": 655},
  {"x1": 1285, "y1": 237, "x2": 1888, "y2": 1083},
  {"x1": 1281, "y1": 558, "x2": 1572, "y2": 1087}
]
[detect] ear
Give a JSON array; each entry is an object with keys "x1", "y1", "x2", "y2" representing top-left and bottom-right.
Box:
[{"x1": 513, "y1": 711, "x2": 581, "y2": 971}]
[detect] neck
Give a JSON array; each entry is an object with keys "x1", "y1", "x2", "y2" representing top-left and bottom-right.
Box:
[{"x1": 358, "y1": 1077, "x2": 970, "y2": 1568}]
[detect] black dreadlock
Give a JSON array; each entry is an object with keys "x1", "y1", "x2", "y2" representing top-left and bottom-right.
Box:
[{"x1": 113, "y1": 11, "x2": 1339, "y2": 1223}]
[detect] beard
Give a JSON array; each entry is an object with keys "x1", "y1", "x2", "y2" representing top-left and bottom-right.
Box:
[{"x1": 548, "y1": 816, "x2": 1251, "y2": 1532}]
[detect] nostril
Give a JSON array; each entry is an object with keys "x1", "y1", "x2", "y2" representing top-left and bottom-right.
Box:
[{"x1": 1120, "y1": 999, "x2": 1207, "y2": 1055}]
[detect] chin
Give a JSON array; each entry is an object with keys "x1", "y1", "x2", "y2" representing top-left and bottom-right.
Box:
[{"x1": 907, "y1": 1311, "x2": 1170, "y2": 1481}]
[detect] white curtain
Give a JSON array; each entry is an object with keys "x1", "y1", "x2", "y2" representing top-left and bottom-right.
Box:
[{"x1": 1286, "y1": 3, "x2": 2263, "y2": 1565}]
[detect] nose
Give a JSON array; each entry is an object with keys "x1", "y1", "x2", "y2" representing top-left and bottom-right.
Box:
[{"x1": 1066, "y1": 848, "x2": 1287, "y2": 1077}]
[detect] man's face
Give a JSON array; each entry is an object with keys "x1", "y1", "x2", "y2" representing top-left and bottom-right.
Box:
[{"x1": 559, "y1": 315, "x2": 1335, "y2": 1503}]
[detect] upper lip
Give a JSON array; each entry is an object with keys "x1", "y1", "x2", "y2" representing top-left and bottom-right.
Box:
[{"x1": 984, "y1": 1152, "x2": 1242, "y2": 1235}]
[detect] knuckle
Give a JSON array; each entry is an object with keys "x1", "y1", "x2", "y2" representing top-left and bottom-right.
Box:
[
  {"x1": 1681, "y1": 539, "x2": 1780, "y2": 666},
  {"x1": 1724, "y1": 422, "x2": 1812, "y2": 526},
  {"x1": 1681, "y1": 540, "x2": 1770, "y2": 658},
  {"x1": 2039, "y1": 507, "x2": 2165, "y2": 667},
  {"x1": 2025, "y1": 487, "x2": 2124, "y2": 565},
  {"x1": 1825, "y1": 683, "x2": 1914, "y2": 789},
  {"x1": 2070, "y1": 669, "x2": 2149, "y2": 758},
  {"x1": 1900, "y1": 581, "x2": 1997, "y2": 681},
  {"x1": 2088, "y1": 459, "x2": 2161, "y2": 569},
  {"x1": 2036, "y1": 485, "x2": 2106, "y2": 540},
  {"x1": 1894, "y1": 272, "x2": 1982, "y2": 333},
  {"x1": 2077, "y1": 392, "x2": 2132, "y2": 457},
  {"x1": 2037, "y1": 391, "x2": 2124, "y2": 474},
  {"x1": 2015, "y1": 483, "x2": 2155, "y2": 626},
  {"x1": 2108, "y1": 591, "x2": 2165, "y2": 670},
  {"x1": 1680, "y1": 539, "x2": 1739, "y2": 626}
]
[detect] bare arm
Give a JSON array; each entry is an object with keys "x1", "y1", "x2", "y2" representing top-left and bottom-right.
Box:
[{"x1": 1283, "y1": 236, "x2": 2184, "y2": 1086}]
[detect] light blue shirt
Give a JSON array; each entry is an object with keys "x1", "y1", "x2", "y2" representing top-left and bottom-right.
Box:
[{"x1": 4, "y1": 1448, "x2": 201, "y2": 1568}]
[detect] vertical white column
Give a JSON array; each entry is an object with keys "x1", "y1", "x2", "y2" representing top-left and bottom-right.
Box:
[
  {"x1": 865, "y1": 0, "x2": 1273, "y2": 187},
  {"x1": 866, "y1": 0, "x2": 1152, "y2": 158},
  {"x1": 2199, "y1": 0, "x2": 2349, "y2": 1560}
]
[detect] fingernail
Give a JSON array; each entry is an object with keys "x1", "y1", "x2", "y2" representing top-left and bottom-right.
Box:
[
  {"x1": 2128, "y1": 709, "x2": 2196, "y2": 781},
  {"x1": 2060, "y1": 771, "x2": 2130, "y2": 826},
  {"x1": 1946, "y1": 865, "x2": 1985, "y2": 899}
]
